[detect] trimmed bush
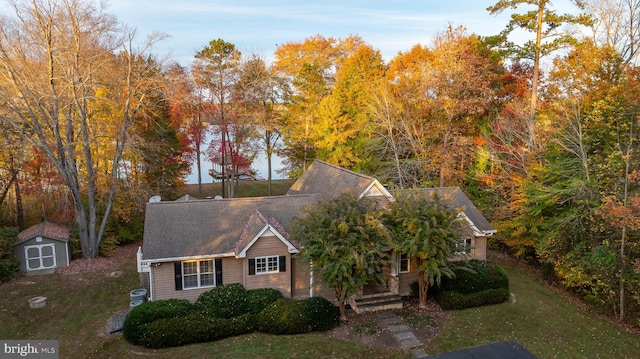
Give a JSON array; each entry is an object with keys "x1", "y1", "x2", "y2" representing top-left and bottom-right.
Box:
[
  {"x1": 246, "y1": 288, "x2": 283, "y2": 314},
  {"x1": 195, "y1": 283, "x2": 249, "y2": 319},
  {"x1": 302, "y1": 296, "x2": 340, "y2": 331},
  {"x1": 255, "y1": 298, "x2": 311, "y2": 334},
  {"x1": 435, "y1": 260, "x2": 509, "y2": 295},
  {"x1": 140, "y1": 312, "x2": 254, "y2": 348},
  {"x1": 438, "y1": 288, "x2": 510, "y2": 310},
  {"x1": 122, "y1": 299, "x2": 194, "y2": 345}
]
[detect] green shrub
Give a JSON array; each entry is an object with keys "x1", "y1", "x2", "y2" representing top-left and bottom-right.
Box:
[
  {"x1": 140, "y1": 312, "x2": 254, "y2": 348},
  {"x1": 0, "y1": 227, "x2": 19, "y2": 284},
  {"x1": 302, "y1": 296, "x2": 340, "y2": 331},
  {"x1": 246, "y1": 288, "x2": 283, "y2": 314},
  {"x1": 438, "y1": 288, "x2": 510, "y2": 310},
  {"x1": 122, "y1": 299, "x2": 194, "y2": 345},
  {"x1": 435, "y1": 260, "x2": 509, "y2": 294},
  {"x1": 256, "y1": 298, "x2": 311, "y2": 335},
  {"x1": 195, "y1": 283, "x2": 249, "y2": 319}
]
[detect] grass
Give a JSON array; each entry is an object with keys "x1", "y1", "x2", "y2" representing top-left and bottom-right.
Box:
[
  {"x1": 179, "y1": 178, "x2": 296, "y2": 199},
  {"x1": 2, "y1": 241, "x2": 638, "y2": 358},
  {"x1": 428, "y1": 256, "x2": 640, "y2": 358},
  {"x1": 0, "y1": 243, "x2": 408, "y2": 359},
  {"x1": 395, "y1": 310, "x2": 436, "y2": 328},
  {"x1": 353, "y1": 321, "x2": 380, "y2": 336}
]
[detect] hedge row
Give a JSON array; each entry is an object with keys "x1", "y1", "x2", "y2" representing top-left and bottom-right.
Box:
[
  {"x1": 254, "y1": 297, "x2": 340, "y2": 335},
  {"x1": 122, "y1": 299, "x2": 194, "y2": 346},
  {"x1": 438, "y1": 288, "x2": 511, "y2": 310},
  {"x1": 123, "y1": 284, "x2": 340, "y2": 348},
  {"x1": 141, "y1": 312, "x2": 254, "y2": 348},
  {"x1": 434, "y1": 260, "x2": 509, "y2": 295}
]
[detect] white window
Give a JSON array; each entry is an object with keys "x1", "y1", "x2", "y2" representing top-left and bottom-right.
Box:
[
  {"x1": 24, "y1": 244, "x2": 56, "y2": 270},
  {"x1": 397, "y1": 253, "x2": 410, "y2": 273},
  {"x1": 182, "y1": 260, "x2": 215, "y2": 289},
  {"x1": 256, "y1": 256, "x2": 279, "y2": 274},
  {"x1": 456, "y1": 238, "x2": 472, "y2": 254}
]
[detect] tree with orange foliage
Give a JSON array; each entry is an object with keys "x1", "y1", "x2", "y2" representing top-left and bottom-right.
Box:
[
  {"x1": 0, "y1": 0, "x2": 166, "y2": 259},
  {"x1": 381, "y1": 26, "x2": 499, "y2": 188}
]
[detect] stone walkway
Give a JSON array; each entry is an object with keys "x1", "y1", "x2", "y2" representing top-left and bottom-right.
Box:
[{"x1": 376, "y1": 311, "x2": 428, "y2": 358}]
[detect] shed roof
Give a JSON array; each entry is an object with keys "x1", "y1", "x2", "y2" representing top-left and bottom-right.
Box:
[
  {"x1": 15, "y1": 221, "x2": 70, "y2": 246},
  {"x1": 141, "y1": 194, "x2": 318, "y2": 261}
]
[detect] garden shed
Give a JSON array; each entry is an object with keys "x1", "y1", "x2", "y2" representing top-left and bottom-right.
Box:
[{"x1": 14, "y1": 221, "x2": 71, "y2": 276}]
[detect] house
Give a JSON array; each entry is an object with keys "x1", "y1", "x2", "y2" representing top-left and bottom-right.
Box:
[
  {"x1": 14, "y1": 221, "x2": 71, "y2": 276},
  {"x1": 138, "y1": 160, "x2": 495, "y2": 311}
]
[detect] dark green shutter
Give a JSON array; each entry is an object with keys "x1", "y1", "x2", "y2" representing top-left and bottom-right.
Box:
[
  {"x1": 174, "y1": 262, "x2": 182, "y2": 290},
  {"x1": 279, "y1": 255, "x2": 286, "y2": 272},
  {"x1": 249, "y1": 258, "x2": 256, "y2": 275},
  {"x1": 215, "y1": 258, "x2": 223, "y2": 285}
]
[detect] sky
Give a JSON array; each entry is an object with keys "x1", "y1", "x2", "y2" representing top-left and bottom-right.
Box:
[
  {"x1": 108, "y1": 0, "x2": 524, "y2": 66},
  {"x1": 102, "y1": 0, "x2": 580, "y2": 183}
]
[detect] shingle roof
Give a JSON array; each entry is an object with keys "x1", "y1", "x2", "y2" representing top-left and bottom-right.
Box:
[
  {"x1": 286, "y1": 160, "x2": 377, "y2": 198},
  {"x1": 15, "y1": 221, "x2": 69, "y2": 245},
  {"x1": 398, "y1": 187, "x2": 495, "y2": 235},
  {"x1": 141, "y1": 194, "x2": 318, "y2": 261}
]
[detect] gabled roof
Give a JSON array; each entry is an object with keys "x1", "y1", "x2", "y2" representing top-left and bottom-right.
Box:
[
  {"x1": 235, "y1": 210, "x2": 299, "y2": 258},
  {"x1": 142, "y1": 194, "x2": 318, "y2": 261},
  {"x1": 287, "y1": 160, "x2": 392, "y2": 200},
  {"x1": 15, "y1": 221, "x2": 69, "y2": 246},
  {"x1": 403, "y1": 187, "x2": 496, "y2": 236}
]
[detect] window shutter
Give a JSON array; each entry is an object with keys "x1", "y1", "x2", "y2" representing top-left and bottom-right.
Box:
[
  {"x1": 215, "y1": 258, "x2": 223, "y2": 285},
  {"x1": 279, "y1": 255, "x2": 286, "y2": 272},
  {"x1": 248, "y1": 258, "x2": 256, "y2": 275},
  {"x1": 174, "y1": 262, "x2": 182, "y2": 291}
]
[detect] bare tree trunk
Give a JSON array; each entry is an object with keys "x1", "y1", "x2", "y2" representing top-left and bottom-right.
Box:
[
  {"x1": 528, "y1": 1, "x2": 544, "y2": 150},
  {"x1": 266, "y1": 131, "x2": 273, "y2": 196},
  {"x1": 14, "y1": 178, "x2": 24, "y2": 231}
]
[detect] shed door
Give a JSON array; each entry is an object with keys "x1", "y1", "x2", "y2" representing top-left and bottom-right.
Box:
[{"x1": 25, "y1": 244, "x2": 57, "y2": 271}]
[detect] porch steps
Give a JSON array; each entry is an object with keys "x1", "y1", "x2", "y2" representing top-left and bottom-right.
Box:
[{"x1": 351, "y1": 292, "x2": 403, "y2": 314}]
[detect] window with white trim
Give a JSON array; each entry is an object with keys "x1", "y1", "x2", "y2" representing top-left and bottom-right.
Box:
[
  {"x1": 248, "y1": 255, "x2": 286, "y2": 275},
  {"x1": 397, "y1": 253, "x2": 410, "y2": 273},
  {"x1": 25, "y1": 244, "x2": 56, "y2": 270},
  {"x1": 256, "y1": 255, "x2": 279, "y2": 274},
  {"x1": 456, "y1": 238, "x2": 472, "y2": 254},
  {"x1": 182, "y1": 260, "x2": 215, "y2": 289}
]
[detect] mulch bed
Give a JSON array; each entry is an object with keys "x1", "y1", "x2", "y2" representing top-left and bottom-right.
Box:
[{"x1": 322, "y1": 297, "x2": 448, "y2": 350}]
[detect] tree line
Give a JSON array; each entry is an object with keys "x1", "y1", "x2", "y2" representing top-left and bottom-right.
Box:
[{"x1": 0, "y1": 0, "x2": 639, "y2": 325}]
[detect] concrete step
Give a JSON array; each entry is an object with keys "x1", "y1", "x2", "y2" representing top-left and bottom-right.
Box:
[{"x1": 352, "y1": 293, "x2": 403, "y2": 313}]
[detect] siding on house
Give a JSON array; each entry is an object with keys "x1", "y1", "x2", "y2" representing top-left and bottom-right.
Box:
[
  {"x1": 398, "y1": 271, "x2": 419, "y2": 296},
  {"x1": 292, "y1": 256, "x2": 310, "y2": 298},
  {"x1": 245, "y1": 235, "x2": 291, "y2": 296},
  {"x1": 470, "y1": 236, "x2": 487, "y2": 260},
  {"x1": 291, "y1": 256, "x2": 335, "y2": 301},
  {"x1": 151, "y1": 257, "x2": 243, "y2": 302}
]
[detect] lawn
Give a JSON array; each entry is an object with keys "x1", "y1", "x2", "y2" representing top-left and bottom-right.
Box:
[
  {"x1": 0, "y1": 243, "x2": 408, "y2": 359},
  {"x1": 428, "y1": 255, "x2": 640, "y2": 358},
  {"x1": 1, "y1": 243, "x2": 638, "y2": 358}
]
